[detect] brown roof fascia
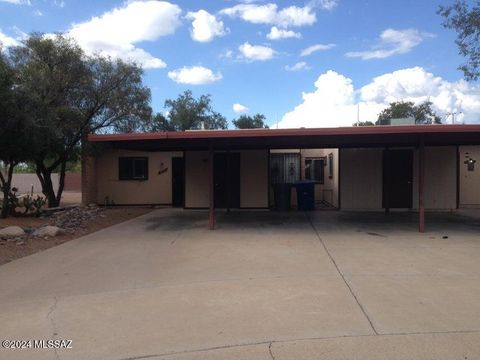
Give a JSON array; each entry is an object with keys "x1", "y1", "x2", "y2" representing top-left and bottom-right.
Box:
[{"x1": 88, "y1": 125, "x2": 480, "y2": 143}]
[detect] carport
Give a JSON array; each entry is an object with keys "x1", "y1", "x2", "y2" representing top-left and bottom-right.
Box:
[{"x1": 87, "y1": 125, "x2": 480, "y2": 232}]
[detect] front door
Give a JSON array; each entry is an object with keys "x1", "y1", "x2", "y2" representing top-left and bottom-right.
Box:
[
  {"x1": 214, "y1": 153, "x2": 240, "y2": 209},
  {"x1": 172, "y1": 157, "x2": 184, "y2": 207},
  {"x1": 383, "y1": 149, "x2": 413, "y2": 209}
]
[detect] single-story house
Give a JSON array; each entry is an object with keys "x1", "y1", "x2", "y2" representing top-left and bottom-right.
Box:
[{"x1": 84, "y1": 125, "x2": 480, "y2": 232}]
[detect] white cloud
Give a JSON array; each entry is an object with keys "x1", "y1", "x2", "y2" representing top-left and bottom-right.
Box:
[
  {"x1": 277, "y1": 5, "x2": 317, "y2": 27},
  {"x1": 239, "y1": 42, "x2": 276, "y2": 61},
  {"x1": 167, "y1": 66, "x2": 222, "y2": 85},
  {"x1": 0, "y1": 0, "x2": 31, "y2": 5},
  {"x1": 300, "y1": 43, "x2": 336, "y2": 57},
  {"x1": 233, "y1": 103, "x2": 249, "y2": 113},
  {"x1": 186, "y1": 10, "x2": 228, "y2": 43},
  {"x1": 53, "y1": 0, "x2": 65, "y2": 8},
  {"x1": 68, "y1": 1, "x2": 182, "y2": 69},
  {"x1": 308, "y1": 0, "x2": 339, "y2": 10},
  {"x1": 11, "y1": 26, "x2": 27, "y2": 41},
  {"x1": 33, "y1": 9, "x2": 43, "y2": 16},
  {"x1": 277, "y1": 67, "x2": 480, "y2": 128},
  {"x1": 0, "y1": 29, "x2": 20, "y2": 48},
  {"x1": 267, "y1": 26, "x2": 301, "y2": 40},
  {"x1": 285, "y1": 61, "x2": 311, "y2": 71},
  {"x1": 346, "y1": 28, "x2": 434, "y2": 60},
  {"x1": 220, "y1": 49, "x2": 234, "y2": 59},
  {"x1": 221, "y1": 4, "x2": 276, "y2": 24},
  {"x1": 220, "y1": 3, "x2": 316, "y2": 28}
]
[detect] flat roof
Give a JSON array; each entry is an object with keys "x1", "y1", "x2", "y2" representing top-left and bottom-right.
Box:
[{"x1": 88, "y1": 125, "x2": 480, "y2": 151}]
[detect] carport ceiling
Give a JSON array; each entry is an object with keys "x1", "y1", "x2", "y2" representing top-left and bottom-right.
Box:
[{"x1": 88, "y1": 125, "x2": 480, "y2": 151}]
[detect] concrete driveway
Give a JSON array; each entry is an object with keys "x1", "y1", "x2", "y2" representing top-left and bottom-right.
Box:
[{"x1": 1, "y1": 209, "x2": 480, "y2": 360}]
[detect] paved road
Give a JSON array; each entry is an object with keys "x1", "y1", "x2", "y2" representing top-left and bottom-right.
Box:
[{"x1": 1, "y1": 209, "x2": 480, "y2": 359}]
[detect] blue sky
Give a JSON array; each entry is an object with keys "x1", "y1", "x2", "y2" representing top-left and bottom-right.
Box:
[{"x1": 1, "y1": 0, "x2": 479, "y2": 127}]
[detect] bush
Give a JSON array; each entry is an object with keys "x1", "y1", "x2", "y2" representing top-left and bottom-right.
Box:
[
  {"x1": 0, "y1": 187, "x2": 20, "y2": 217},
  {"x1": 22, "y1": 194, "x2": 46, "y2": 216},
  {"x1": 0, "y1": 188, "x2": 46, "y2": 217}
]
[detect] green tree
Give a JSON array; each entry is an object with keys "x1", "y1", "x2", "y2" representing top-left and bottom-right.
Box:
[
  {"x1": 376, "y1": 101, "x2": 441, "y2": 125},
  {"x1": 11, "y1": 34, "x2": 152, "y2": 207},
  {"x1": 232, "y1": 114, "x2": 268, "y2": 129},
  {"x1": 148, "y1": 113, "x2": 175, "y2": 132},
  {"x1": 412, "y1": 101, "x2": 442, "y2": 124},
  {"x1": 150, "y1": 90, "x2": 228, "y2": 131},
  {"x1": 0, "y1": 52, "x2": 34, "y2": 217},
  {"x1": 438, "y1": 1, "x2": 480, "y2": 81},
  {"x1": 204, "y1": 111, "x2": 228, "y2": 130},
  {"x1": 353, "y1": 121, "x2": 375, "y2": 126}
]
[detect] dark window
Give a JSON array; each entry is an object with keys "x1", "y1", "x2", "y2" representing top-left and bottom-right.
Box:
[
  {"x1": 270, "y1": 153, "x2": 300, "y2": 184},
  {"x1": 305, "y1": 158, "x2": 325, "y2": 183},
  {"x1": 119, "y1": 157, "x2": 148, "y2": 180}
]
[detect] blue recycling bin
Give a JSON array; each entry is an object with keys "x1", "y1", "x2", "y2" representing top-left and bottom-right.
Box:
[{"x1": 295, "y1": 181, "x2": 315, "y2": 211}]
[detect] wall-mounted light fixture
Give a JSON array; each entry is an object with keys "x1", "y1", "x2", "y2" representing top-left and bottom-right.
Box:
[
  {"x1": 158, "y1": 162, "x2": 169, "y2": 175},
  {"x1": 464, "y1": 156, "x2": 476, "y2": 172}
]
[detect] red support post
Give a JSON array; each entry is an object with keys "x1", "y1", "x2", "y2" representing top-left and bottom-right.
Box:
[
  {"x1": 209, "y1": 146, "x2": 215, "y2": 230},
  {"x1": 418, "y1": 139, "x2": 425, "y2": 233}
]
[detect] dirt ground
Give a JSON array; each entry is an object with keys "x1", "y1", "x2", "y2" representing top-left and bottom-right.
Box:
[{"x1": 0, "y1": 206, "x2": 152, "y2": 266}]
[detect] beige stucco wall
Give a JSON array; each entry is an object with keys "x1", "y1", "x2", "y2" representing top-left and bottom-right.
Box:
[
  {"x1": 185, "y1": 151, "x2": 210, "y2": 208},
  {"x1": 94, "y1": 145, "x2": 465, "y2": 210},
  {"x1": 340, "y1": 148, "x2": 383, "y2": 209},
  {"x1": 459, "y1": 145, "x2": 480, "y2": 207},
  {"x1": 96, "y1": 149, "x2": 182, "y2": 205},
  {"x1": 240, "y1": 150, "x2": 269, "y2": 208},
  {"x1": 412, "y1": 146, "x2": 457, "y2": 210},
  {"x1": 340, "y1": 146, "x2": 458, "y2": 210},
  {"x1": 184, "y1": 150, "x2": 269, "y2": 208}
]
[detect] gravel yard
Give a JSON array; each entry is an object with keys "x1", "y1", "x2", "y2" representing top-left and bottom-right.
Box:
[{"x1": 0, "y1": 206, "x2": 152, "y2": 266}]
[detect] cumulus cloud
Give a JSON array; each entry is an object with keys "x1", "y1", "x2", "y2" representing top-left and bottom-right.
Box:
[
  {"x1": 267, "y1": 26, "x2": 301, "y2": 40},
  {"x1": 68, "y1": 1, "x2": 181, "y2": 69},
  {"x1": 167, "y1": 66, "x2": 222, "y2": 85},
  {"x1": 233, "y1": 103, "x2": 249, "y2": 113},
  {"x1": 186, "y1": 10, "x2": 228, "y2": 43},
  {"x1": 0, "y1": 29, "x2": 20, "y2": 48},
  {"x1": 300, "y1": 43, "x2": 336, "y2": 56},
  {"x1": 220, "y1": 3, "x2": 316, "y2": 28},
  {"x1": 285, "y1": 61, "x2": 311, "y2": 71},
  {"x1": 277, "y1": 67, "x2": 480, "y2": 128},
  {"x1": 238, "y1": 42, "x2": 276, "y2": 61},
  {"x1": 346, "y1": 28, "x2": 434, "y2": 60}
]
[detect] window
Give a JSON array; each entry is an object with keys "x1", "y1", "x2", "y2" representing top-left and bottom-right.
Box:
[
  {"x1": 119, "y1": 157, "x2": 148, "y2": 180},
  {"x1": 270, "y1": 153, "x2": 300, "y2": 184},
  {"x1": 305, "y1": 158, "x2": 325, "y2": 183}
]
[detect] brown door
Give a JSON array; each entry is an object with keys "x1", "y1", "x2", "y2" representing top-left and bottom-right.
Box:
[
  {"x1": 172, "y1": 157, "x2": 184, "y2": 207},
  {"x1": 383, "y1": 149, "x2": 413, "y2": 209},
  {"x1": 214, "y1": 153, "x2": 240, "y2": 209}
]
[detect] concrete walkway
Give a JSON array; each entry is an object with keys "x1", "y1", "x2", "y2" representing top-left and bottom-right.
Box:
[{"x1": 1, "y1": 209, "x2": 480, "y2": 359}]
